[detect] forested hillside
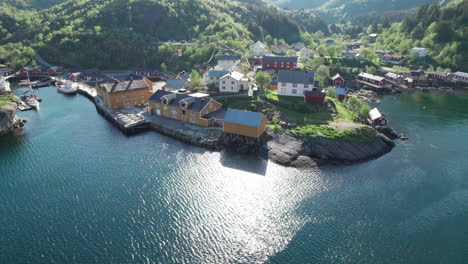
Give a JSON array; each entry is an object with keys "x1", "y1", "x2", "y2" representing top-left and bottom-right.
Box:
[
  {"x1": 268, "y1": 0, "x2": 442, "y2": 22},
  {"x1": 0, "y1": 0, "x2": 67, "y2": 10},
  {"x1": 377, "y1": 0, "x2": 467, "y2": 71},
  {"x1": 0, "y1": 0, "x2": 311, "y2": 70}
]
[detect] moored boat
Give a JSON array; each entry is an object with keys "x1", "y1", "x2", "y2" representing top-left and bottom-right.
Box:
[{"x1": 58, "y1": 81, "x2": 77, "y2": 94}]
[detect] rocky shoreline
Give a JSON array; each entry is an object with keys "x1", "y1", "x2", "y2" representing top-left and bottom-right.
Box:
[
  {"x1": 0, "y1": 102, "x2": 27, "y2": 136},
  {"x1": 259, "y1": 130, "x2": 395, "y2": 169}
]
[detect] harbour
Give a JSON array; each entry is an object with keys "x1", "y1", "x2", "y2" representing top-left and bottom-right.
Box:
[{"x1": 1, "y1": 87, "x2": 467, "y2": 264}]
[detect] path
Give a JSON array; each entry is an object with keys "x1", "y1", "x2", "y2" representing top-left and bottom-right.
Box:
[{"x1": 33, "y1": 49, "x2": 54, "y2": 68}]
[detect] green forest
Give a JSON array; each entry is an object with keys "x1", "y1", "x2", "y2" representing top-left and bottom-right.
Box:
[{"x1": 0, "y1": 0, "x2": 466, "y2": 72}]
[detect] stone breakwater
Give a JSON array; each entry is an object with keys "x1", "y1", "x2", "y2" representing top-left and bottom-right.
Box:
[{"x1": 0, "y1": 103, "x2": 27, "y2": 136}]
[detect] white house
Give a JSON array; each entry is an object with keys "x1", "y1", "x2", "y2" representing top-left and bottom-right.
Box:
[
  {"x1": 250, "y1": 41, "x2": 267, "y2": 56},
  {"x1": 219, "y1": 71, "x2": 249, "y2": 93},
  {"x1": 277, "y1": 70, "x2": 317, "y2": 97},
  {"x1": 203, "y1": 69, "x2": 230, "y2": 86},
  {"x1": 298, "y1": 47, "x2": 314, "y2": 59},
  {"x1": 412, "y1": 47, "x2": 428, "y2": 57},
  {"x1": 453, "y1": 71, "x2": 468, "y2": 84},
  {"x1": 216, "y1": 55, "x2": 241, "y2": 70}
]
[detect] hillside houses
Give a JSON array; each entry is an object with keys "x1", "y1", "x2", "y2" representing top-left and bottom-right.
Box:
[
  {"x1": 271, "y1": 45, "x2": 288, "y2": 55},
  {"x1": 293, "y1": 42, "x2": 305, "y2": 51},
  {"x1": 385, "y1": 72, "x2": 403, "y2": 86},
  {"x1": 453, "y1": 72, "x2": 468, "y2": 84},
  {"x1": 331, "y1": 73, "x2": 345, "y2": 87},
  {"x1": 277, "y1": 70, "x2": 317, "y2": 97},
  {"x1": 298, "y1": 47, "x2": 314, "y2": 59},
  {"x1": 412, "y1": 47, "x2": 428, "y2": 57},
  {"x1": 382, "y1": 54, "x2": 403, "y2": 65},
  {"x1": 203, "y1": 69, "x2": 230, "y2": 86},
  {"x1": 216, "y1": 55, "x2": 241, "y2": 70},
  {"x1": 263, "y1": 56, "x2": 297, "y2": 70},
  {"x1": 219, "y1": 71, "x2": 248, "y2": 93},
  {"x1": 0, "y1": 68, "x2": 14, "y2": 77},
  {"x1": 250, "y1": 41, "x2": 268, "y2": 57},
  {"x1": 357, "y1": 73, "x2": 388, "y2": 88}
]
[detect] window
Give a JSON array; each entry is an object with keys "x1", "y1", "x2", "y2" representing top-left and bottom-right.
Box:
[
  {"x1": 292, "y1": 89, "x2": 297, "y2": 94},
  {"x1": 209, "y1": 103, "x2": 213, "y2": 110},
  {"x1": 191, "y1": 117, "x2": 195, "y2": 123},
  {"x1": 282, "y1": 82, "x2": 286, "y2": 87},
  {"x1": 141, "y1": 94, "x2": 145, "y2": 98},
  {"x1": 292, "y1": 83, "x2": 297, "y2": 88},
  {"x1": 163, "y1": 106, "x2": 167, "y2": 110},
  {"x1": 172, "y1": 110, "x2": 177, "y2": 118},
  {"x1": 191, "y1": 111, "x2": 195, "y2": 116},
  {"x1": 222, "y1": 86, "x2": 226, "y2": 90},
  {"x1": 115, "y1": 96, "x2": 120, "y2": 102},
  {"x1": 182, "y1": 110, "x2": 186, "y2": 115},
  {"x1": 222, "y1": 81, "x2": 225, "y2": 84},
  {"x1": 231, "y1": 87, "x2": 233, "y2": 90},
  {"x1": 231, "y1": 81, "x2": 235, "y2": 85},
  {"x1": 125, "y1": 95, "x2": 130, "y2": 100},
  {"x1": 211, "y1": 77, "x2": 213, "y2": 80},
  {"x1": 281, "y1": 88, "x2": 286, "y2": 93}
]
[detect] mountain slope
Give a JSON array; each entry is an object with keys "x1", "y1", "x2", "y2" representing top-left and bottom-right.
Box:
[
  {"x1": 0, "y1": 0, "x2": 309, "y2": 69},
  {"x1": 269, "y1": 0, "x2": 443, "y2": 21}
]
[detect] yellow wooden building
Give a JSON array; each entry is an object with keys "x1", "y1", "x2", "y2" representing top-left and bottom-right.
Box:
[
  {"x1": 97, "y1": 78, "x2": 153, "y2": 110},
  {"x1": 222, "y1": 109, "x2": 267, "y2": 138},
  {"x1": 148, "y1": 90, "x2": 222, "y2": 127}
]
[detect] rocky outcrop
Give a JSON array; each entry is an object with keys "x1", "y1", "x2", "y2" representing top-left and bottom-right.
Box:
[
  {"x1": 0, "y1": 103, "x2": 26, "y2": 136},
  {"x1": 260, "y1": 129, "x2": 395, "y2": 168}
]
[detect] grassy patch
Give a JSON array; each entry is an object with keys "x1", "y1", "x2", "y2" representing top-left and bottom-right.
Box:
[
  {"x1": 216, "y1": 97, "x2": 257, "y2": 111},
  {"x1": 295, "y1": 125, "x2": 377, "y2": 143},
  {"x1": 265, "y1": 89, "x2": 305, "y2": 105},
  {"x1": 0, "y1": 95, "x2": 14, "y2": 108}
]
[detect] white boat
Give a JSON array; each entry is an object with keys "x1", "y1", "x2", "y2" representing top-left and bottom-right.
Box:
[
  {"x1": 58, "y1": 81, "x2": 77, "y2": 94},
  {"x1": 0, "y1": 77, "x2": 11, "y2": 93},
  {"x1": 25, "y1": 96, "x2": 40, "y2": 110},
  {"x1": 25, "y1": 72, "x2": 40, "y2": 111}
]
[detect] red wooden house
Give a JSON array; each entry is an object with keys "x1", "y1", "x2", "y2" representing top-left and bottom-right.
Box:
[
  {"x1": 0, "y1": 68, "x2": 14, "y2": 76},
  {"x1": 47, "y1": 66, "x2": 65, "y2": 75},
  {"x1": 262, "y1": 56, "x2": 297, "y2": 70},
  {"x1": 357, "y1": 72, "x2": 387, "y2": 88},
  {"x1": 304, "y1": 90, "x2": 326, "y2": 104},
  {"x1": 369, "y1": 108, "x2": 388, "y2": 125},
  {"x1": 331, "y1": 73, "x2": 345, "y2": 87}
]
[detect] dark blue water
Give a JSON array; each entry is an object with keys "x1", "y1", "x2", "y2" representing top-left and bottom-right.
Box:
[{"x1": 1, "y1": 87, "x2": 467, "y2": 264}]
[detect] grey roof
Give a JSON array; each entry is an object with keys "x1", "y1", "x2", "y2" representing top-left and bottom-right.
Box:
[
  {"x1": 224, "y1": 109, "x2": 264, "y2": 127},
  {"x1": 0, "y1": 68, "x2": 13, "y2": 72},
  {"x1": 100, "y1": 79, "x2": 149, "y2": 94},
  {"x1": 204, "y1": 109, "x2": 227, "y2": 120},
  {"x1": 164, "y1": 79, "x2": 187, "y2": 90},
  {"x1": 108, "y1": 73, "x2": 143, "y2": 81},
  {"x1": 218, "y1": 55, "x2": 240, "y2": 61},
  {"x1": 277, "y1": 70, "x2": 315, "y2": 85},
  {"x1": 208, "y1": 70, "x2": 230, "y2": 78},
  {"x1": 333, "y1": 87, "x2": 348, "y2": 95},
  {"x1": 263, "y1": 56, "x2": 297, "y2": 62},
  {"x1": 148, "y1": 90, "x2": 213, "y2": 113}
]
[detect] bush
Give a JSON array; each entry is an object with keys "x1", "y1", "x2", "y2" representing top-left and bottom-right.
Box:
[{"x1": 326, "y1": 87, "x2": 336, "y2": 98}]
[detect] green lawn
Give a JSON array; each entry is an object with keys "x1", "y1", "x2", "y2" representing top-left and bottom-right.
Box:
[
  {"x1": 0, "y1": 95, "x2": 14, "y2": 108},
  {"x1": 216, "y1": 97, "x2": 257, "y2": 111}
]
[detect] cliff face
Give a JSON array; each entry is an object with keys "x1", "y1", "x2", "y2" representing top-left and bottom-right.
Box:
[
  {"x1": 260, "y1": 130, "x2": 395, "y2": 169},
  {"x1": 0, "y1": 103, "x2": 19, "y2": 135}
]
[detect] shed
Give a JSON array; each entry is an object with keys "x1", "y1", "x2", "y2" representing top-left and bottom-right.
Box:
[
  {"x1": 369, "y1": 108, "x2": 388, "y2": 125},
  {"x1": 223, "y1": 109, "x2": 267, "y2": 138},
  {"x1": 304, "y1": 91, "x2": 326, "y2": 104},
  {"x1": 333, "y1": 87, "x2": 348, "y2": 101}
]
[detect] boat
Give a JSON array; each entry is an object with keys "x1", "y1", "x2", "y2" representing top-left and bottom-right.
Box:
[
  {"x1": 24, "y1": 96, "x2": 40, "y2": 110},
  {"x1": 0, "y1": 77, "x2": 11, "y2": 93},
  {"x1": 24, "y1": 72, "x2": 40, "y2": 111},
  {"x1": 58, "y1": 81, "x2": 77, "y2": 94}
]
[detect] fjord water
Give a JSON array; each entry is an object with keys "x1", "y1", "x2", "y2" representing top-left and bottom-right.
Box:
[{"x1": 0, "y1": 87, "x2": 467, "y2": 264}]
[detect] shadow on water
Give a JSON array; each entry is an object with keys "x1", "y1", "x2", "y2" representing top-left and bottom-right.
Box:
[{"x1": 219, "y1": 150, "x2": 268, "y2": 176}]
